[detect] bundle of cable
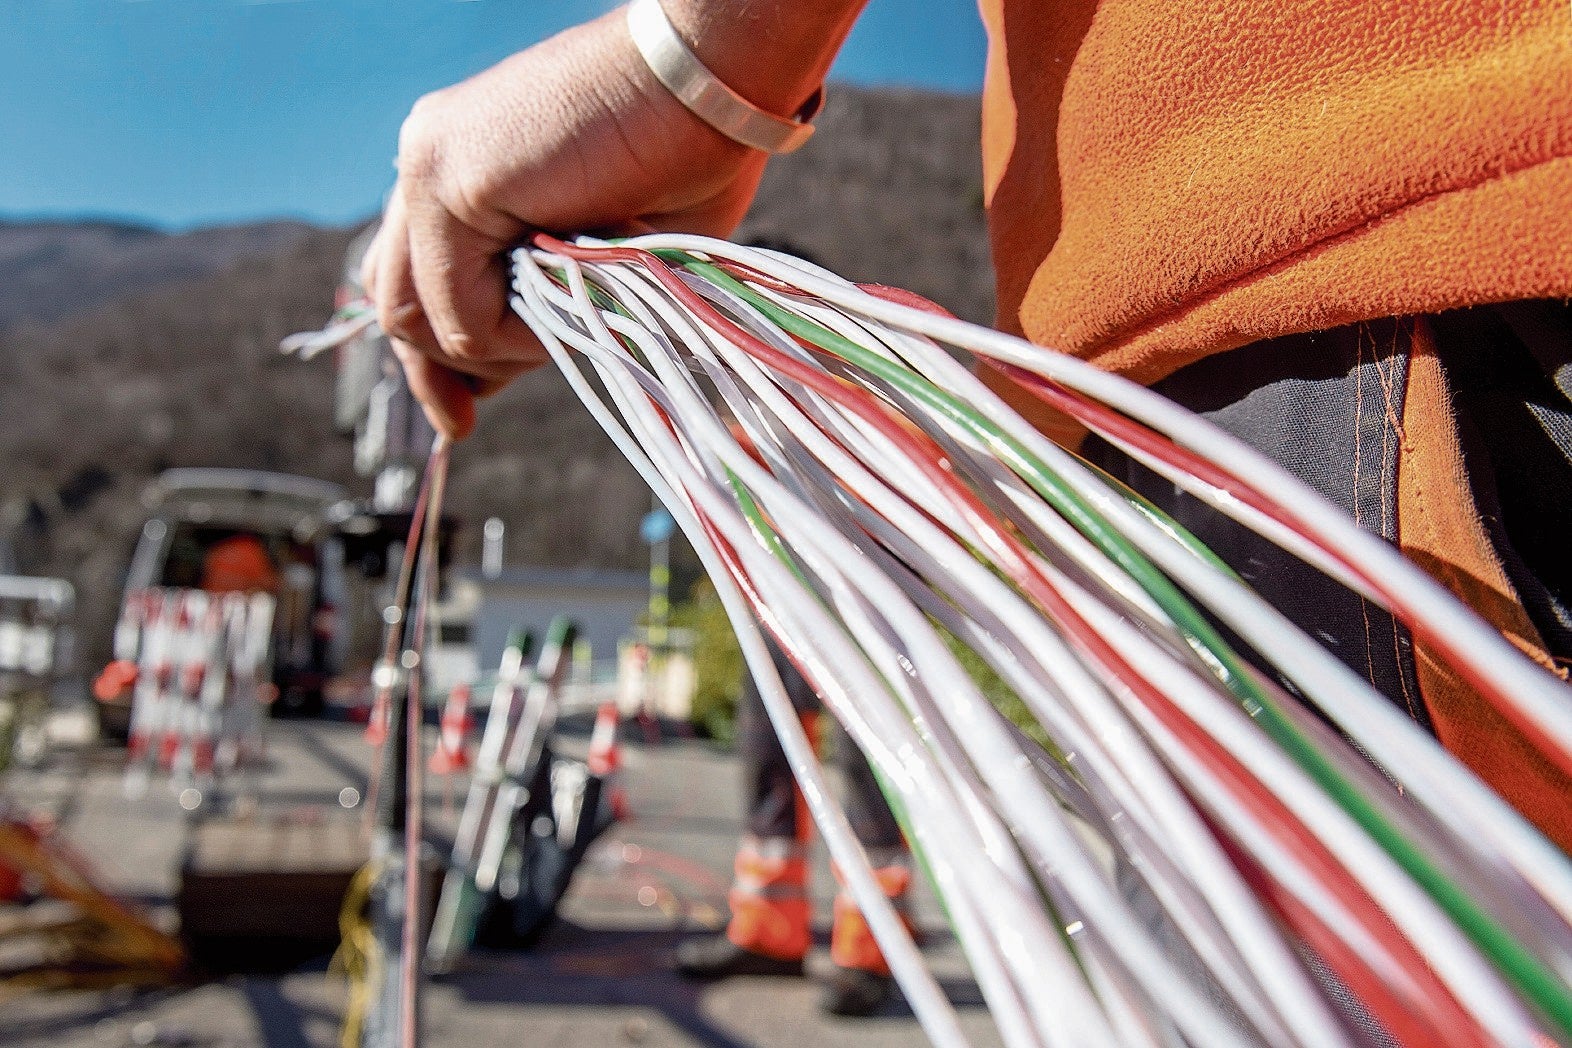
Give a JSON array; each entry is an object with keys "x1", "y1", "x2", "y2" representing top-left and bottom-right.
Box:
[{"x1": 508, "y1": 232, "x2": 1572, "y2": 1048}]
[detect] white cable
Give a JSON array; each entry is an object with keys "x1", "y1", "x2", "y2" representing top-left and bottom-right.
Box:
[
  {"x1": 548, "y1": 255, "x2": 1112, "y2": 1047},
  {"x1": 517, "y1": 255, "x2": 1069, "y2": 1047},
  {"x1": 668, "y1": 235, "x2": 1572, "y2": 928},
  {"x1": 520, "y1": 249, "x2": 1294, "y2": 1047},
  {"x1": 512, "y1": 273, "x2": 976, "y2": 1048},
  {"x1": 498, "y1": 238, "x2": 1572, "y2": 1048}
]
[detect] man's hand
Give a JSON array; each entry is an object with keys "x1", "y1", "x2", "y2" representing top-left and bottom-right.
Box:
[{"x1": 363, "y1": 10, "x2": 768, "y2": 437}]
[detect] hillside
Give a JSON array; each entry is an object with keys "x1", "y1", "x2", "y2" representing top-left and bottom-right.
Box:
[
  {"x1": 0, "y1": 86, "x2": 992, "y2": 663},
  {"x1": 0, "y1": 219, "x2": 315, "y2": 331}
]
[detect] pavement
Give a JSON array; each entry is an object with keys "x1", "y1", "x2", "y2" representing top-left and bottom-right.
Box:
[{"x1": 3, "y1": 715, "x2": 1001, "y2": 1048}]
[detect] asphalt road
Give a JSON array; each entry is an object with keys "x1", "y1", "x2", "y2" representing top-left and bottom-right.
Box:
[{"x1": 4, "y1": 717, "x2": 1000, "y2": 1048}]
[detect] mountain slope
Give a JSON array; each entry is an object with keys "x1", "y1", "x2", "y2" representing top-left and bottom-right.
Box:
[{"x1": 0, "y1": 219, "x2": 315, "y2": 332}]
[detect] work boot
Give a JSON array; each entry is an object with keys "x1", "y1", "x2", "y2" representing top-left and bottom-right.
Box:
[
  {"x1": 718, "y1": 834, "x2": 813, "y2": 962},
  {"x1": 820, "y1": 964, "x2": 893, "y2": 1016},
  {"x1": 674, "y1": 933, "x2": 805, "y2": 980}
]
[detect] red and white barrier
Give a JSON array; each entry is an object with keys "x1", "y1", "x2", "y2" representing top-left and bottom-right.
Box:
[{"x1": 117, "y1": 587, "x2": 275, "y2": 800}]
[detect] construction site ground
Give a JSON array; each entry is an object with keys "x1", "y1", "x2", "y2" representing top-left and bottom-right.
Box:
[{"x1": 4, "y1": 714, "x2": 1000, "y2": 1048}]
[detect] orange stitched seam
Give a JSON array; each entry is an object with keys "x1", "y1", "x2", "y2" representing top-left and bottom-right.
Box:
[
  {"x1": 1373, "y1": 321, "x2": 1408, "y2": 447},
  {"x1": 1387, "y1": 322, "x2": 1422, "y2": 724}
]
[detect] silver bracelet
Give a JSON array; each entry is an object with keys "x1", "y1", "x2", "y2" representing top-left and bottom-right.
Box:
[{"x1": 625, "y1": 0, "x2": 825, "y2": 155}]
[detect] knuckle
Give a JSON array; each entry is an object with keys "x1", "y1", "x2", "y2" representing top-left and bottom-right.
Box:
[
  {"x1": 395, "y1": 96, "x2": 447, "y2": 179},
  {"x1": 441, "y1": 174, "x2": 511, "y2": 238},
  {"x1": 403, "y1": 90, "x2": 445, "y2": 132},
  {"x1": 395, "y1": 143, "x2": 438, "y2": 186},
  {"x1": 449, "y1": 165, "x2": 499, "y2": 223},
  {"x1": 438, "y1": 328, "x2": 485, "y2": 364}
]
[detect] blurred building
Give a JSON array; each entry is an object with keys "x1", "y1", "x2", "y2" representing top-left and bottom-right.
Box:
[{"x1": 450, "y1": 565, "x2": 648, "y2": 676}]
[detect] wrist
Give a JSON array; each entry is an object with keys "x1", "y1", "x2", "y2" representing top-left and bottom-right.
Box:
[{"x1": 656, "y1": 0, "x2": 864, "y2": 119}]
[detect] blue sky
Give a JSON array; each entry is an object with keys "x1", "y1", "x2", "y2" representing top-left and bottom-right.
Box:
[{"x1": 0, "y1": 0, "x2": 986, "y2": 230}]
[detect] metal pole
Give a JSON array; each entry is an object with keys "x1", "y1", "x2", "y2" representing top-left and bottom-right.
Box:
[
  {"x1": 362, "y1": 436, "x2": 445, "y2": 1048},
  {"x1": 363, "y1": 551, "x2": 420, "y2": 1048},
  {"x1": 647, "y1": 536, "x2": 669, "y2": 731},
  {"x1": 649, "y1": 533, "x2": 670, "y2": 655}
]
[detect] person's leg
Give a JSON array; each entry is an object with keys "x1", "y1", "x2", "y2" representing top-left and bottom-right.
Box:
[
  {"x1": 678, "y1": 636, "x2": 917, "y2": 1016},
  {"x1": 677, "y1": 640, "x2": 814, "y2": 977},
  {"x1": 822, "y1": 717, "x2": 914, "y2": 1015}
]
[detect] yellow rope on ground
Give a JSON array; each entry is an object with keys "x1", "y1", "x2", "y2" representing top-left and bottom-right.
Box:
[{"x1": 331, "y1": 860, "x2": 382, "y2": 1048}]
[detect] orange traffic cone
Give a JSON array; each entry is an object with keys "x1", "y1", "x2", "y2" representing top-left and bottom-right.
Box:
[
  {"x1": 608, "y1": 785, "x2": 631, "y2": 822},
  {"x1": 365, "y1": 687, "x2": 389, "y2": 746},
  {"x1": 428, "y1": 682, "x2": 473, "y2": 775},
  {"x1": 93, "y1": 660, "x2": 138, "y2": 703},
  {"x1": 586, "y1": 700, "x2": 622, "y2": 776},
  {"x1": 586, "y1": 700, "x2": 629, "y2": 819}
]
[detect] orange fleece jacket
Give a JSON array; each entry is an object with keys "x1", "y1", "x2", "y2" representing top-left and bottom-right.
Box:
[
  {"x1": 976, "y1": 0, "x2": 1572, "y2": 848},
  {"x1": 978, "y1": 0, "x2": 1572, "y2": 376}
]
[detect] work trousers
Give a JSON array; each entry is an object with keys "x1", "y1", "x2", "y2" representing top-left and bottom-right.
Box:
[
  {"x1": 736, "y1": 638, "x2": 904, "y2": 850},
  {"x1": 1086, "y1": 301, "x2": 1572, "y2": 725},
  {"x1": 726, "y1": 638, "x2": 909, "y2": 968}
]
